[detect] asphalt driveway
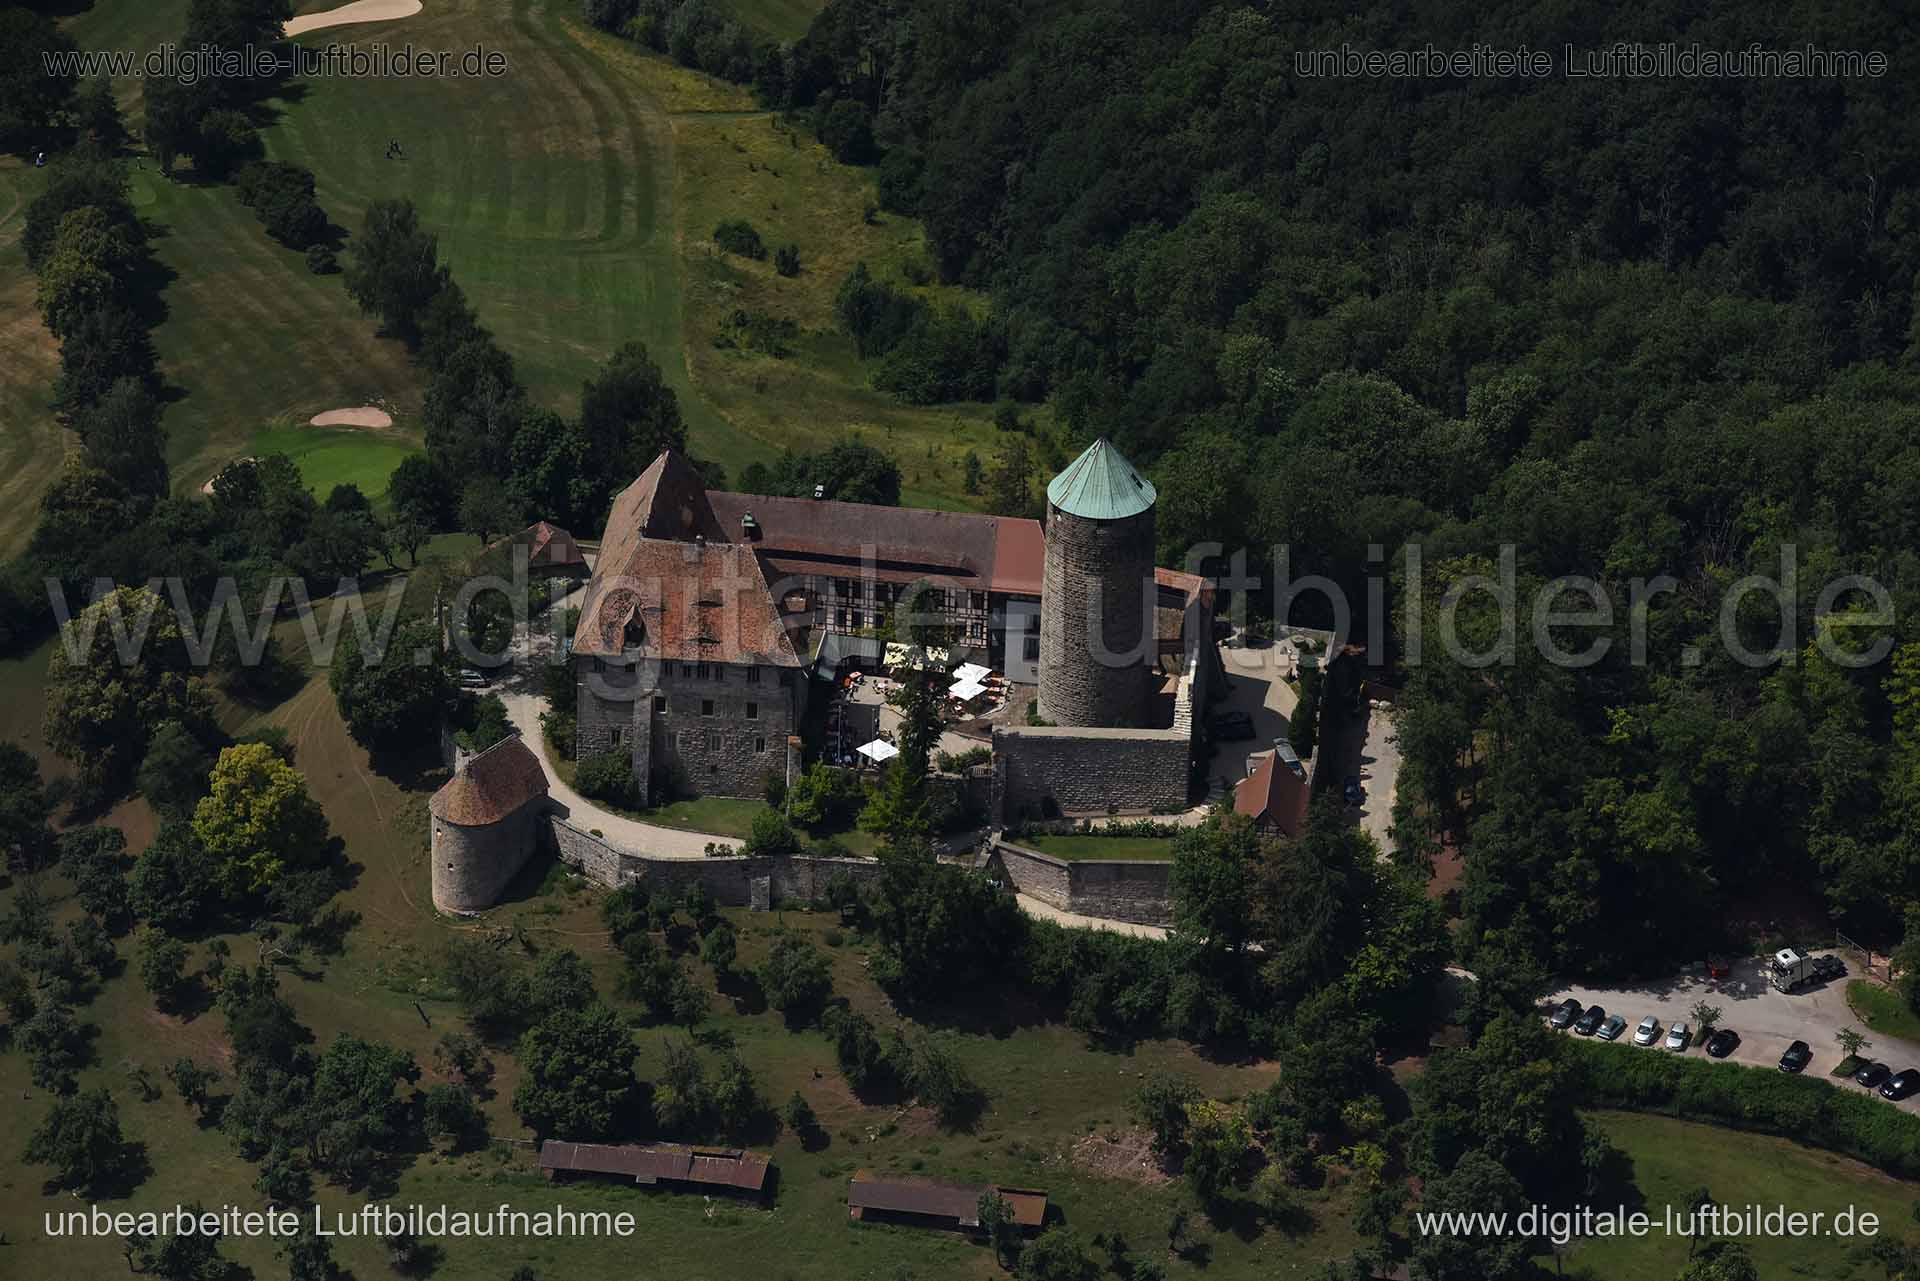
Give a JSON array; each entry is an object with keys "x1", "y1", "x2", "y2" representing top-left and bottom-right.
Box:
[{"x1": 1546, "y1": 953, "x2": 1920, "y2": 1113}]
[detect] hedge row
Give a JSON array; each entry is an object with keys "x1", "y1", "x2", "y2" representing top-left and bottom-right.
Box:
[{"x1": 1563, "y1": 1037, "x2": 1920, "y2": 1178}]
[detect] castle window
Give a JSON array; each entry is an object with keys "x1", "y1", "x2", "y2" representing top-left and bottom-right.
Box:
[
  {"x1": 652, "y1": 695, "x2": 666, "y2": 714},
  {"x1": 754, "y1": 736, "x2": 766, "y2": 753},
  {"x1": 701, "y1": 698, "x2": 715, "y2": 717},
  {"x1": 971, "y1": 591, "x2": 986, "y2": 611},
  {"x1": 836, "y1": 608, "x2": 849, "y2": 629},
  {"x1": 745, "y1": 665, "x2": 761, "y2": 685},
  {"x1": 696, "y1": 662, "x2": 714, "y2": 680},
  {"x1": 1024, "y1": 634, "x2": 1041, "y2": 662},
  {"x1": 706, "y1": 730, "x2": 721, "y2": 751},
  {"x1": 610, "y1": 726, "x2": 625, "y2": 746},
  {"x1": 745, "y1": 702, "x2": 758, "y2": 721},
  {"x1": 835, "y1": 577, "x2": 853, "y2": 598},
  {"x1": 682, "y1": 663, "x2": 696, "y2": 677}
]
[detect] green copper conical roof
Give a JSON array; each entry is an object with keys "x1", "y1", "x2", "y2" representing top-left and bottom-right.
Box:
[{"x1": 1046, "y1": 437, "x2": 1156, "y2": 520}]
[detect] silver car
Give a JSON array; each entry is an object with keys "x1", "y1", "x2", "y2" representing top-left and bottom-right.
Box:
[
  {"x1": 1665, "y1": 1021, "x2": 1690, "y2": 1051},
  {"x1": 1596, "y1": 1014, "x2": 1628, "y2": 1041},
  {"x1": 1633, "y1": 1016, "x2": 1661, "y2": 1046}
]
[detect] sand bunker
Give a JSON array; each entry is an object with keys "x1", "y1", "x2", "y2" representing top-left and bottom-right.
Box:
[
  {"x1": 310, "y1": 406, "x2": 394, "y2": 428},
  {"x1": 201, "y1": 457, "x2": 258, "y2": 495},
  {"x1": 286, "y1": 0, "x2": 424, "y2": 38}
]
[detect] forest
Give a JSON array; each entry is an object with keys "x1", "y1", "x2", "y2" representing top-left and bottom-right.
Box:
[{"x1": 755, "y1": 0, "x2": 1920, "y2": 976}]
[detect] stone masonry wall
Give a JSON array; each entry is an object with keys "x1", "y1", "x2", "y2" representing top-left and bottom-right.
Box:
[
  {"x1": 432, "y1": 798, "x2": 544, "y2": 914},
  {"x1": 546, "y1": 817, "x2": 882, "y2": 906},
  {"x1": 1038, "y1": 504, "x2": 1156, "y2": 728},
  {"x1": 576, "y1": 657, "x2": 802, "y2": 803},
  {"x1": 991, "y1": 838, "x2": 1172, "y2": 927},
  {"x1": 991, "y1": 724, "x2": 1189, "y2": 823}
]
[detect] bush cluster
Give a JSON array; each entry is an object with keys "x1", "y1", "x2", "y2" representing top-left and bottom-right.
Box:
[{"x1": 1565, "y1": 1039, "x2": 1920, "y2": 1179}]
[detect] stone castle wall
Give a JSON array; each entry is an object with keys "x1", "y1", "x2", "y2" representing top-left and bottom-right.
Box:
[
  {"x1": 991, "y1": 725, "x2": 1189, "y2": 821},
  {"x1": 546, "y1": 816, "x2": 883, "y2": 906},
  {"x1": 989, "y1": 838, "x2": 1173, "y2": 928},
  {"x1": 1038, "y1": 504, "x2": 1156, "y2": 728},
  {"x1": 576, "y1": 658, "x2": 803, "y2": 804}
]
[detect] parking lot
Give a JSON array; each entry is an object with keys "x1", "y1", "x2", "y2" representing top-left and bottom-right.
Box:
[{"x1": 1545, "y1": 951, "x2": 1920, "y2": 1113}]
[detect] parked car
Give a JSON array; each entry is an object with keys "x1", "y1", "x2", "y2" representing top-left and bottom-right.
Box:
[
  {"x1": 1704, "y1": 1028, "x2": 1740, "y2": 1058},
  {"x1": 1854, "y1": 1061, "x2": 1893, "y2": 1090},
  {"x1": 1633, "y1": 1016, "x2": 1661, "y2": 1046},
  {"x1": 1596, "y1": 1015, "x2": 1628, "y2": 1041},
  {"x1": 1778, "y1": 1040, "x2": 1812, "y2": 1073},
  {"x1": 1548, "y1": 998, "x2": 1583, "y2": 1030},
  {"x1": 1664, "y1": 1021, "x2": 1690, "y2": 1051},
  {"x1": 1208, "y1": 710, "x2": 1254, "y2": 741},
  {"x1": 1574, "y1": 1005, "x2": 1606, "y2": 1036},
  {"x1": 458, "y1": 669, "x2": 489, "y2": 688},
  {"x1": 1882, "y1": 1069, "x2": 1920, "y2": 1101},
  {"x1": 1342, "y1": 774, "x2": 1364, "y2": 806}
]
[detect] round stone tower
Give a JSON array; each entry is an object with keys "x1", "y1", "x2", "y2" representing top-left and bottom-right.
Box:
[
  {"x1": 429, "y1": 735, "x2": 550, "y2": 914},
  {"x1": 1037, "y1": 437, "x2": 1158, "y2": 728}
]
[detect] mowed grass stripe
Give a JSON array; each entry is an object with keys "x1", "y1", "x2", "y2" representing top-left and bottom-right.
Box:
[
  {"x1": 135, "y1": 177, "x2": 417, "y2": 490},
  {"x1": 0, "y1": 166, "x2": 68, "y2": 557}
]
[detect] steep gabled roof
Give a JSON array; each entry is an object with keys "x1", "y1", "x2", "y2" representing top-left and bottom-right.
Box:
[
  {"x1": 1046, "y1": 437, "x2": 1155, "y2": 520},
  {"x1": 1234, "y1": 750, "x2": 1309, "y2": 837},
  {"x1": 430, "y1": 734, "x2": 548, "y2": 825},
  {"x1": 573, "y1": 536, "x2": 802, "y2": 665},
  {"x1": 622, "y1": 449, "x2": 727, "y2": 543}
]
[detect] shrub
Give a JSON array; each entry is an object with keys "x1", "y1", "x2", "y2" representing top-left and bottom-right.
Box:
[
  {"x1": 305, "y1": 244, "x2": 337, "y2": 275},
  {"x1": 935, "y1": 745, "x2": 992, "y2": 773},
  {"x1": 785, "y1": 763, "x2": 865, "y2": 829},
  {"x1": 575, "y1": 750, "x2": 639, "y2": 807},
  {"x1": 1565, "y1": 1038, "x2": 1920, "y2": 1178},
  {"x1": 825, "y1": 1005, "x2": 893, "y2": 1095},
  {"x1": 743, "y1": 809, "x2": 799, "y2": 857},
  {"x1": 774, "y1": 244, "x2": 800, "y2": 277},
  {"x1": 758, "y1": 932, "x2": 832, "y2": 1022},
  {"x1": 713, "y1": 219, "x2": 766, "y2": 260}
]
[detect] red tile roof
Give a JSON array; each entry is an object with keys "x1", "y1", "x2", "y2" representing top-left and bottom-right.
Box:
[
  {"x1": 574, "y1": 453, "x2": 802, "y2": 666},
  {"x1": 521, "y1": 520, "x2": 587, "y2": 568},
  {"x1": 706, "y1": 489, "x2": 1045, "y2": 596},
  {"x1": 1234, "y1": 750, "x2": 1309, "y2": 837},
  {"x1": 430, "y1": 735, "x2": 549, "y2": 825}
]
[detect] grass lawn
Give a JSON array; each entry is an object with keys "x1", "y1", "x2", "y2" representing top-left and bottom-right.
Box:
[
  {"x1": 8, "y1": 0, "x2": 1019, "y2": 559},
  {"x1": 641, "y1": 793, "x2": 768, "y2": 837},
  {"x1": 248, "y1": 421, "x2": 420, "y2": 504},
  {"x1": 1018, "y1": 834, "x2": 1179, "y2": 862},
  {"x1": 549, "y1": 761, "x2": 881, "y2": 856},
  {"x1": 2, "y1": 581, "x2": 1356, "y2": 1278},
  {"x1": 728, "y1": 0, "x2": 826, "y2": 42},
  {"x1": 1565, "y1": 1110, "x2": 1920, "y2": 1279},
  {"x1": 1848, "y1": 979, "x2": 1920, "y2": 1042},
  {"x1": 0, "y1": 160, "x2": 67, "y2": 558}
]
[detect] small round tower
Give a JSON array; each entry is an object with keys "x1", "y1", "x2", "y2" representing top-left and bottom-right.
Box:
[
  {"x1": 429, "y1": 735, "x2": 550, "y2": 914},
  {"x1": 1037, "y1": 437, "x2": 1157, "y2": 728}
]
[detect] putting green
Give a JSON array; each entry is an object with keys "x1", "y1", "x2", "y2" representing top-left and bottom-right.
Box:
[{"x1": 247, "y1": 422, "x2": 415, "y2": 504}]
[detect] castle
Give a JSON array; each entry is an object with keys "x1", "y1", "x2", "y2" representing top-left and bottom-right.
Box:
[
  {"x1": 429, "y1": 437, "x2": 1219, "y2": 914},
  {"x1": 568, "y1": 439, "x2": 1214, "y2": 810}
]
